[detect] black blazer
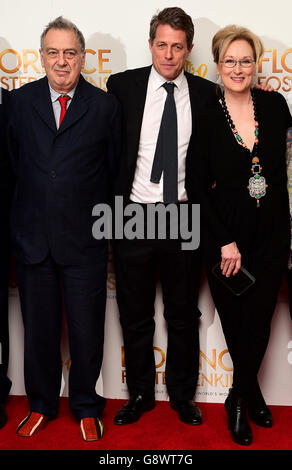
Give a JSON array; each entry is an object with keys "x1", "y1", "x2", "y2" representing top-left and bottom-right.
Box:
[
  {"x1": 0, "y1": 88, "x2": 14, "y2": 243},
  {"x1": 8, "y1": 75, "x2": 121, "y2": 265},
  {"x1": 107, "y1": 65, "x2": 216, "y2": 203}
]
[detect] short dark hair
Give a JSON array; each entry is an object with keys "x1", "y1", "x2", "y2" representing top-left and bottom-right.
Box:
[
  {"x1": 40, "y1": 16, "x2": 85, "y2": 52},
  {"x1": 149, "y1": 7, "x2": 194, "y2": 50}
]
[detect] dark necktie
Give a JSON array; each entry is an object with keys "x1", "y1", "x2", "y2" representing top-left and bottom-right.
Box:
[
  {"x1": 58, "y1": 95, "x2": 71, "y2": 126},
  {"x1": 150, "y1": 82, "x2": 178, "y2": 203}
]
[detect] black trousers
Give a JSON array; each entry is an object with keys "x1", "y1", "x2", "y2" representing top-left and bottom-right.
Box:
[
  {"x1": 16, "y1": 250, "x2": 107, "y2": 419},
  {"x1": 113, "y1": 213, "x2": 201, "y2": 401},
  {"x1": 0, "y1": 247, "x2": 11, "y2": 403},
  {"x1": 206, "y1": 260, "x2": 286, "y2": 396}
]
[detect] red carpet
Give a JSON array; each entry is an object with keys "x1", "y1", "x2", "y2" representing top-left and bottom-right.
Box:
[{"x1": 0, "y1": 396, "x2": 291, "y2": 452}]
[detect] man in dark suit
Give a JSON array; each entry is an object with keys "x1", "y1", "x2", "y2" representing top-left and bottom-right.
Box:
[
  {"x1": 107, "y1": 7, "x2": 216, "y2": 425},
  {"x1": 0, "y1": 87, "x2": 13, "y2": 429},
  {"x1": 8, "y1": 17, "x2": 121, "y2": 440}
]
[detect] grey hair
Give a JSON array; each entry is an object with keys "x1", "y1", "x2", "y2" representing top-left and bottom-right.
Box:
[{"x1": 40, "y1": 16, "x2": 85, "y2": 52}]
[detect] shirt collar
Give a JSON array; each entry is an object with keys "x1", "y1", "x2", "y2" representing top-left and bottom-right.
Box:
[
  {"x1": 150, "y1": 65, "x2": 185, "y2": 92},
  {"x1": 49, "y1": 83, "x2": 76, "y2": 103}
]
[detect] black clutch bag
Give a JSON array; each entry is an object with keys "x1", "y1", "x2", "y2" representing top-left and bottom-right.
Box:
[{"x1": 212, "y1": 262, "x2": 255, "y2": 296}]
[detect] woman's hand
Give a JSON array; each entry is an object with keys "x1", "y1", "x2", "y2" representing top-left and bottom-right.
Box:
[{"x1": 221, "y1": 242, "x2": 241, "y2": 277}]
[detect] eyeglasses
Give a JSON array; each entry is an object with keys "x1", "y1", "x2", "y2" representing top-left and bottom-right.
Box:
[{"x1": 221, "y1": 59, "x2": 255, "y2": 68}]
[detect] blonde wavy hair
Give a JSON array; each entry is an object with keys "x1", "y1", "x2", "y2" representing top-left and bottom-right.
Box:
[{"x1": 212, "y1": 25, "x2": 264, "y2": 64}]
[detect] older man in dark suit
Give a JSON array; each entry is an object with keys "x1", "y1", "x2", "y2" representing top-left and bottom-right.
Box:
[
  {"x1": 107, "y1": 7, "x2": 216, "y2": 426},
  {"x1": 8, "y1": 17, "x2": 121, "y2": 441},
  {"x1": 0, "y1": 87, "x2": 13, "y2": 429}
]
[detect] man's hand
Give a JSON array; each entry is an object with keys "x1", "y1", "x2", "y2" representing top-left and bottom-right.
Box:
[{"x1": 254, "y1": 81, "x2": 275, "y2": 92}]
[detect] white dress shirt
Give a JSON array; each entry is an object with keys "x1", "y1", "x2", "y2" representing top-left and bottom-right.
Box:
[
  {"x1": 130, "y1": 66, "x2": 192, "y2": 203},
  {"x1": 49, "y1": 84, "x2": 76, "y2": 129}
]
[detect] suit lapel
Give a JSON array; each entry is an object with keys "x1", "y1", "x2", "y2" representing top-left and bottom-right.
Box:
[
  {"x1": 126, "y1": 67, "x2": 151, "y2": 169},
  {"x1": 32, "y1": 76, "x2": 89, "y2": 135},
  {"x1": 129, "y1": 67, "x2": 150, "y2": 127},
  {"x1": 185, "y1": 72, "x2": 203, "y2": 134},
  {"x1": 32, "y1": 77, "x2": 57, "y2": 133},
  {"x1": 57, "y1": 76, "x2": 88, "y2": 135}
]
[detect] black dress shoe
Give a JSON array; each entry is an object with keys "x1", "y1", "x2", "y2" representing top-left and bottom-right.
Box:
[
  {"x1": 225, "y1": 390, "x2": 252, "y2": 446},
  {"x1": 114, "y1": 394, "x2": 155, "y2": 425},
  {"x1": 0, "y1": 404, "x2": 8, "y2": 429},
  {"x1": 170, "y1": 400, "x2": 202, "y2": 425},
  {"x1": 248, "y1": 403, "x2": 273, "y2": 427},
  {"x1": 247, "y1": 382, "x2": 273, "y2": 427}
]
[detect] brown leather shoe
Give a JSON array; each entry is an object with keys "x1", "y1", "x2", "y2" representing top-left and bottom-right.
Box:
[
  {"x1": 16, "y1": 412, "x2": 49, "y2": 437},
  {"x1": 80, "y1": 417, "x2": 104, "y2": 441}
]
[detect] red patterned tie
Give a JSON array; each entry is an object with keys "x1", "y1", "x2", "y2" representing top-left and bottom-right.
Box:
[{"x1": 58, "y1": 95, "x2": 71, "y2": 126}]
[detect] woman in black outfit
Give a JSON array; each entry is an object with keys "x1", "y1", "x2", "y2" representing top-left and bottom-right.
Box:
[{"x1": 194, "y1": 25, "x2": 292, "y2": 445}]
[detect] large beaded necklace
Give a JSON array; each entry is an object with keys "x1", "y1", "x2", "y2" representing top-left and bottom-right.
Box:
[{"x1": 220, "y1": 90, "x2": 267, "y2": 207}]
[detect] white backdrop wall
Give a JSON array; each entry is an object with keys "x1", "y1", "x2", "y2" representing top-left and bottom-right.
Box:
[{"x1": 1, "y1": 0, "x2": 292, "y2": 405}]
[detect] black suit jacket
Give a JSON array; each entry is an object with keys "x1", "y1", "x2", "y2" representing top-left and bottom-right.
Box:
[
  {"x1": 0, "y1": 88, "x2": 14, "y2": 240},
  {"x1": 107, "y1": 65, "x2": 216, "y2": 203},
  {"x1": 8, "y1": 75, "x2": 121, "y2": 265}
]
